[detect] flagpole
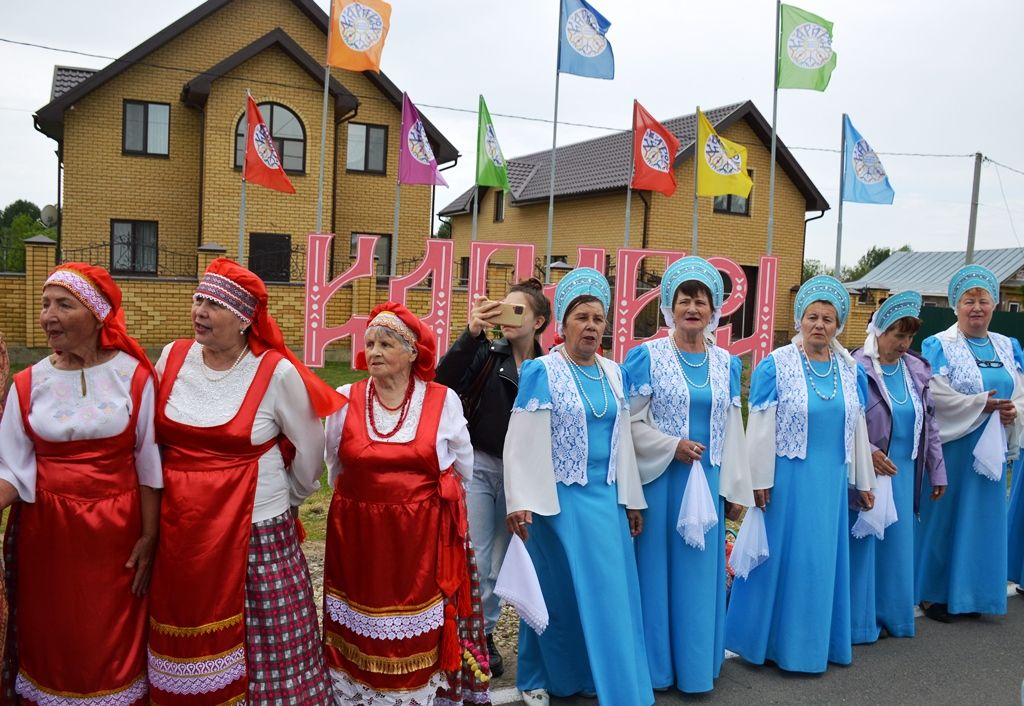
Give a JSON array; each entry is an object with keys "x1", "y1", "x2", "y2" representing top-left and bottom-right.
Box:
[
  {"x1": 239, "y1": 88, "x2": 250, "y2": 262},
  {"x1": 472, "y1": 189, "x2": 479, "y2": 241},
  {"x1": 834, "y1": 113, "x2": 847, "y2": 278},
  {"x1": 545, "y1": 4, "x2": 563, "y2": 282},
  {"x1": 623, "y1": 100, "x2": 635, "y2": 248},
  {"x1": 692, "y1": 105, "x2": 700, "y2": 255},
  {"x1": 391, "y1": 177, "x2": 400, "y2": 276},
  {"x1": 766, "y1": 0, "x2": 781, "y2": 255},
  {"x1": 315, "y1": 64, "x2": 331, "y2": 233}
]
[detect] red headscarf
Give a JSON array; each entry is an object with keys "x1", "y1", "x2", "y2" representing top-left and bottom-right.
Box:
[
  {"x1": 200, "y1": 258, "x2": 346, "y2": 416},
  {"x1": 356, "y1": 302, "x2": 436, "y2": 382},
  {"x1": 44, "y1": 262, "x2": 157, "y2": 380}
]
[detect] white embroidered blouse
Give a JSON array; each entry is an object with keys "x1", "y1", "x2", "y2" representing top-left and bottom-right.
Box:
[
  {"x1": 157, "y1": 341, "x2": 325, "y2": 524},
  {"x1": 0, "y1": 352, "x2": 162, "y2": 502}
]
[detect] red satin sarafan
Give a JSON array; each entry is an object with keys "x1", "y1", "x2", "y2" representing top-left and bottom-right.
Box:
[
  {"x1": 3, "y1": 365, "x2": 150, "y2": 705},
  {"x1": 324, "y1": 379, "x2": 469, "y2": 694},
  {"x1": 147, "y1": 340, "x2": 282, "y2": 705}
]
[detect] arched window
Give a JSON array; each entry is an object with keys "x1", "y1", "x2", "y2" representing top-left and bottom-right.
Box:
[{"x1": 235, "y1": 102, "x2": 305, "y2": 173}]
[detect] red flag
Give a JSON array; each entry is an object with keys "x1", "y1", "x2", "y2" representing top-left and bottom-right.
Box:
[
  {"x1": 630, "y1": 100, "x2": 680, "y2": 197},
  {"x1": 243, "y1": 95, "x2": 295, "y2": 194}
]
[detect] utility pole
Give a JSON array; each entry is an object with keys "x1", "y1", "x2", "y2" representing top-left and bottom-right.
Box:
[{"x1": 965, "y1": 152, "x2": 983, "y2": 265}]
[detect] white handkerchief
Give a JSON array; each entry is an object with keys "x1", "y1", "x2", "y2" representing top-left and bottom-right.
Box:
[
  {"x1": 676, "y1": 459, "x2": 718, "y2": 550},
  {"x1": 495, "y1": 534, "x2": 548, "y2": 635},
  {"x1": 729, "y1": 506, "x2": 769, "y2": 579},
  {"x1": 851, "y1": 474, "x2": 898, "y2": 540},
  {"x1": 973, "y1": 412, "x2": 1007, "y2": 482}
]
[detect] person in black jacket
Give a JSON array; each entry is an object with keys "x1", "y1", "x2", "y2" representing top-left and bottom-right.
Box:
[{"x1": 435, "y1": 278, "x2": 550, "y2": 678}]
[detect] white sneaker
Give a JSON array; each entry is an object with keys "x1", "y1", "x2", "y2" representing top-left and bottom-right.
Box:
[{"x1": 521, "y1": 689, "x2": 550, "y2": 706}]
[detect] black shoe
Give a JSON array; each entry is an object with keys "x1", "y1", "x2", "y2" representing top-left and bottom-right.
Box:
[
  {"x1": 921, "y1": 602, "x2": 952, "y2": 623},
  {"x1": 486, "y1": 634, "x2": 504, "y2": 679},
  {"x1": 1016, "y1": 585, "x2": 1024, "y2": 596}
]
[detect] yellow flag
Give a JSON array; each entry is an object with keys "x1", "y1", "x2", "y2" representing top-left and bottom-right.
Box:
[{"x1": 696, "y1": 110, "x2": 753, "y2": 198}]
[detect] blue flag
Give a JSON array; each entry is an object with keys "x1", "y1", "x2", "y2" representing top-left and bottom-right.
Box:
[
  {"x1": 558, "y1": 0, "x2": 614, "y2": 79},
  {"x1": 842, "y1": 115, "x2": 894, "y2": 205}
]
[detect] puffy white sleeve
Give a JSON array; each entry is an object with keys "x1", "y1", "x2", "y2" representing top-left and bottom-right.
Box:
[
  {"x1": 630, "y1": 395, "x2": 679, "y2": 485},
  {"x1": 324, "y1": 384, "x2": 353, "y2": 489},
  {"x1": 0, "y1": 384, "x2": 37, "y2": 502},
  {"x1": 720, "y1": 404, "x2": 755, "y2": 505},
  {"x1": 274, "y1": 362, "x2": 327, "y2": 505},
  {"x1": 438, "y1": 387, "x2": 473, "y2": 481},
  {"x1": 134, "y1": 377, "x2": 163, "y2": 489},
  {"x1": 504, "y1": 409, "x2": 560, "y2": 516}
]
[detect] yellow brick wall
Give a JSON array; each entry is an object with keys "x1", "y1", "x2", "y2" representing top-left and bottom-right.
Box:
[
  {"x1": 449, "y1": 118, "x2": 810, "y2": 340},
  {"x1": 58, "y1": 0, "x2": 434, "y2": 281},
  {"x1": 0, "y1": 275, "x2": 26, "y2": 344}
]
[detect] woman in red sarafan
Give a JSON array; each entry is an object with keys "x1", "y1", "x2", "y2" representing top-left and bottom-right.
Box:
[
  {"x1": 323, "y1": 302, "x2": 490, "y2": 706},
  {"x1": 147, "y1": 258, "x2": 345, "y2": 705},
  {"x1": 0, "y1": 263, "x2": 161, "y2": 704}
]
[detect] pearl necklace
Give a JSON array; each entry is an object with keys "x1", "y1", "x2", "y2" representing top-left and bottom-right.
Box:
[
  {"x1": 560, "y1": 349, "x2": 610, "y2": 418},
  {"x1": 201, "y1": 345, "x2": 248, "y2": 382},
  {"x1": 802, "y1": 350, "x2": 838, "y2": 401},
  {"x1": 961, "y1": 332, "x2": 998, "y2": 363},
  {"x1": 671, "y1": 336, "x2": 710, "y2": 389},
  {"x1": 882, "y1": 359, "x2": 909, "y2": 405}
]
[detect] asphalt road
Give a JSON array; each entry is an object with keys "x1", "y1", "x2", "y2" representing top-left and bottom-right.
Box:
[{"x1": 491, "y1": 592, "x2": 1024, "y2": 705}]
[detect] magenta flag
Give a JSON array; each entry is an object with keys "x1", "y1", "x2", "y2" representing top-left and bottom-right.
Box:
[{"x1": 398, "y1": 93, "x2": 448, "y2": 186}]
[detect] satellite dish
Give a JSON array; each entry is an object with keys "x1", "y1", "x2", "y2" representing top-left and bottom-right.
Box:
[{"x1": 39, "y1": 205, "x2": 58, "y2": 227}]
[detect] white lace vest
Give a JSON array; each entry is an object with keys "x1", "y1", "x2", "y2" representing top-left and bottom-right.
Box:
[
  {"x1": 938, "y1": 331, "x2": 1016, "y2": 395},
  {"x1": 644, "y1": 338, "x2": 734, "y2": 467},
  {"x1": 540, "y1": 352, "x2": 625, "y2": 487},
  {"x1": 772, "y1": 344, "x2": 861, "y2": 463}
]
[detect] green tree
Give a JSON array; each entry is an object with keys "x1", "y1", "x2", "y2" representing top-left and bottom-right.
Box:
[
  {"x1": 0, "y1": 212, "x2": 54, "y2": 272},
  {"x1": 436, "y1": 219, "x2": 452, "y2": 238},
  {"x1": 842, "y1": 244, "x2": 911, "y2": 282},
  {"x1": 802, "y1": 258, "x2": 829, "y2": 282},
  {"x1": 1, "y1": 199, "x2": 41, "y2": 229}
]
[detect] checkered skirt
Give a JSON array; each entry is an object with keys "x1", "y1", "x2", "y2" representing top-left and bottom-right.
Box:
[{"x1": 246, "y1": 511, "x2": 332, "y2": 705}]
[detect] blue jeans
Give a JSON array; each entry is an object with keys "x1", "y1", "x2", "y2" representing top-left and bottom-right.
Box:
[{"x1": 466, "y1": 449, "x2": 511, "y2": 634}]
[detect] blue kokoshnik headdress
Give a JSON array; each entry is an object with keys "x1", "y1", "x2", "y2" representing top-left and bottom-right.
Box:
[
  {"x1": 868, "y1": 290, "x2": 922, "y2": 335},
  {"x1": 659, "y1": 256, "x2": 725, "y2": 335},
  {"x1": 947, "y1": 264, "x2": 999, "y2": 307},
  {"x1": 554, "y1": 267, "x2": 611, "y2": 334},
  {"x1": 794, "y1": 275, "x2": 850, "y2": 331}
]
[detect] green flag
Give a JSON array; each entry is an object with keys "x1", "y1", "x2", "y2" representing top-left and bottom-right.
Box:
[
  {"x1": 777, "y1": 4, "x2": 837, "y2": 91},
  {"x1": 475, "y1": 95, "x2": 510, "y2": 190}
]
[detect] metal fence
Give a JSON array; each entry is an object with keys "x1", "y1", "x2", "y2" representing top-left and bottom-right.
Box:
[
  {"x1": 0, "y1": 242, "x2": 24, "y2": 273},
  {"x1": 61, "y1": 241, "x2": 197, "y2": 278}
]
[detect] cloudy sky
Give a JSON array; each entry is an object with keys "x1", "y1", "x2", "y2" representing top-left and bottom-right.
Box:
[{"x1": 2, "y1": 0, "x2": 1022, "y2": 267}]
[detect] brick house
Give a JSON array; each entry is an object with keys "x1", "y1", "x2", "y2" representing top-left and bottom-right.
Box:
[
  {"x1": 439, "y1": 101, "x2": 828, "y2": 345},
  {"x1": 18, "y1": 0, "x2": 456, "y2": 348}
]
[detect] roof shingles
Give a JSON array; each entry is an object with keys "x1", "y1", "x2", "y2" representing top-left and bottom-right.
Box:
[
  {"x1": 51, "y1": 66, "x2": 95, "y2": 101},
  {"x1": 845, "y1": 248, "x2": 1024, "y2": 297}
]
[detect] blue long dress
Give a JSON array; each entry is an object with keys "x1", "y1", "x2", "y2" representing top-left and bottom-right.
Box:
[
  {"x1": 849, "y1": 361, "x2": 919, "y2": 643},
  {"x1": 1008, "y1": 455, "x2": 1024, "y2": 586},
  {"x1": 918, "y1": 336, "x2": 1022, "y2": 614},
  {"x1": 724, "y1": 354, "x2": 867, "y2": 673},
  {"x1": 514, "y1": 359, "x2": 654, "y2": 706},
  {"x1": 623, "y1": 344, "x2": 742, "y2": 693}
]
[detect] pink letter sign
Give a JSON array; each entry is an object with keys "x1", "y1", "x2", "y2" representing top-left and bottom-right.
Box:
[
  {"x1": 304, "y1": 233, "x2": 377, "y2": 368},
  {"x1": 539, "y1": 247, "x2": 608, "y2": 351},
  {"x1": 610, "y1": 248, "x2": 686, "y2": 361},
  {"x1": 389, "y1": 238, "x2": 455, "y2": 358},
  {"x1": 467, "y1": 242, "x2": 536, "y2": 318}
]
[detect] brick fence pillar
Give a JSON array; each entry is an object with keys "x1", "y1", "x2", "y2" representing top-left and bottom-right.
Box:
[{"x1": 24, "y1": 235, "x2": 57, "y2": 347}]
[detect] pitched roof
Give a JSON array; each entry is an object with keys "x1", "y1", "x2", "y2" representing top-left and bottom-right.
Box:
[
  {"x1": 181, "y1": 28, "x2": 358, "y2": 117},
  {"x1": 33, "y1": 0, "x2": 457, "y2": 163},
  {"x1": 844, "y1": 248, "x2": 1024, "y2": 297},
  {"x1": 50, "y1": 66, "x2": 96, "y2": 101},
  {"x1": 439, "y1": 100, "x2": 827, "y2": 217}
]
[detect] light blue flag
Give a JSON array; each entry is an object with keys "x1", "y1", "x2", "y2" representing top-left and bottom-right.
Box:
[
  {"x1": 842, "y1": 115, "x2": 894, "y2": 204},
  {"x1": 558, "y1": 0, "x2": 614, "y2": 79}
]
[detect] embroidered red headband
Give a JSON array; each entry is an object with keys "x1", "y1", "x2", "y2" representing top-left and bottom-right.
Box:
[
  {"x1": 367, "y1": 310, "x2": 418, "y2": 348},
  {"x1": 194, "y1": 272, "x2": 258, "y2": 324},
  {"x1": 44, "y1": 269, "x2": 113, "y2": 322}
]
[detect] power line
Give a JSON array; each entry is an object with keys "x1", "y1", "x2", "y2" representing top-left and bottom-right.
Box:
[
  {"x1": 0, "y1": 35, "x2": 1021, "y2": 169},
  {"x1": 991, "y1": 163, "x2": 1022, "y2": 247}
]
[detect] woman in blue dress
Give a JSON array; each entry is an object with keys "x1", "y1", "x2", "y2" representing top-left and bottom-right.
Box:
[
  {"x1": 625, "y1": 257, "x2": 753, "y2": 693},
  {"x1": 503, "y1": 267, "x2": 653, "y2": 706},
  {"x1": 725, "y1": 275, "x2": 875, "y2": 673},
  {"x1": 917, "y1": 265, "x2": 1024, "y2": 621},
  {"x1": 849, "y1": 291, "x2": 947, "y2": 642}
]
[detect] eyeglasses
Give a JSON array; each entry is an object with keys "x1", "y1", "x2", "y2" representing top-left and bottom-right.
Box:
[{"x1": 975, "y1": 360, "x2": 1004, "y2": 369}]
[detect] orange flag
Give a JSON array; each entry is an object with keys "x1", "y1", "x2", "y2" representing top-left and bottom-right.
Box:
[{"x1": 327, "y1": 0, "x2": 392, "y2": 72}]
